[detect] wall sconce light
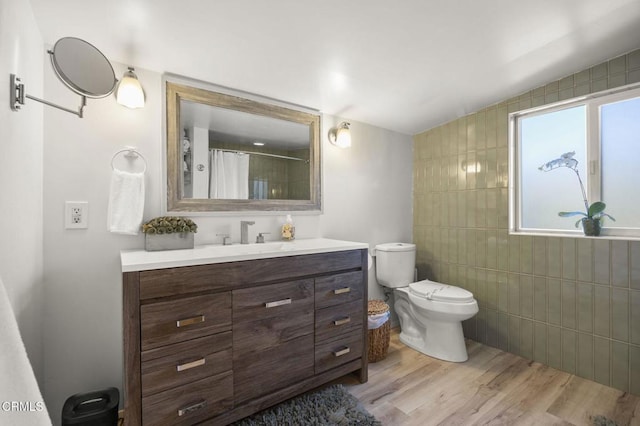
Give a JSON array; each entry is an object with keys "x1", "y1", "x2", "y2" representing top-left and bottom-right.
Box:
[
  {"x1": 116, "y1": 67, "x2": 145, "y2": 109},
  {"x1": 328, "y1": 122, "x2": 351, "y2": 148}
]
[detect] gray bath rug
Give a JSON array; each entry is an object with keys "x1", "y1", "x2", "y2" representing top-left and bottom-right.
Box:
[
  {"x1": 233, "y1": 384, "x2": 381, "y2": 426},
  {"x1": 593, "y1": 415, "x2": 619, "y2": 426}
]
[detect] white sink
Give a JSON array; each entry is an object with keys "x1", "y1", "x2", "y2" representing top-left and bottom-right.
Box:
[
  {"x1": 201, "y1": 241, "x2": 297, "y2": 256},
  {"x1": 121, "y1": 238, "x2": 368, "y2": 272}
]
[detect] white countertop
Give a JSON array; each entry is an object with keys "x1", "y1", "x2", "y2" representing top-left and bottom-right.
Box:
[{"x1": 121, "y1": 238, "x2": 369, "y2": 272}]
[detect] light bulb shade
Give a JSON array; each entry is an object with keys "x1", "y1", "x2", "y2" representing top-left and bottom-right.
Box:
[
  {"x1": 329, "y1": 122, "x2": 351, "y2": 148},
  {"x1": 116, "y1": 68, "x2": 145, "y2": 109}
]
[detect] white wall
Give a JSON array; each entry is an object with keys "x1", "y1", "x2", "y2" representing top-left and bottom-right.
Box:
[
  {"x1": 0, "y1": 0, "x2": 45, "y2": 390},
  {"x1": 321, "y1": 117, "x2": 414, "y2": 301},
  {"x1": 42, "y1": 65, "x2": 412, "y2": 423},
  {"x1": 42, "y1": 65, "x2": 163, "y2": 424}
]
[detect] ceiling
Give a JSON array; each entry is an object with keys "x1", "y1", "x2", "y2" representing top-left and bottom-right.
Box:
[{"x1": 28, "y1": 0, "x2": 640, "y2": 135}]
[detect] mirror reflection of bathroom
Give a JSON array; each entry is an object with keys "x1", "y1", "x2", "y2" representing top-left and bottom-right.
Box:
[{"x1": 180, "y1": 100, "x2": 311, "y2": 201}]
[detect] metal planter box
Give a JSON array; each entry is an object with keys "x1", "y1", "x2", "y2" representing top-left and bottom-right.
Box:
[{"x1": 145, "y1": 232, "x2": 194, "y2": 251}]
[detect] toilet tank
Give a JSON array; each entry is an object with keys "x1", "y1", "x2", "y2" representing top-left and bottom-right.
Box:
[{"x1": 375, "y1": 243, "x2": 416, "y2": 288}]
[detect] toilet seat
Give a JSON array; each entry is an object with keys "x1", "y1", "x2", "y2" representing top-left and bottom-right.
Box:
[{"x1": 408, "y1": 280, "x2": 474, "y2": 304}]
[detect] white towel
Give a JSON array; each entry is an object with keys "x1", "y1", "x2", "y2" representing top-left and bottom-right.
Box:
[
  {"x1": 108, "y1": 169, "x2": 145, "y2": 235},
  {"x1": 0, "y1": 276, "x2": 52, "y2": 425}
]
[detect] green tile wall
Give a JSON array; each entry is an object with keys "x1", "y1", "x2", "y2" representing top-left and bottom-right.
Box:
[{"x1": 413, "y1": 48, "x2": 640, "y2": 395}]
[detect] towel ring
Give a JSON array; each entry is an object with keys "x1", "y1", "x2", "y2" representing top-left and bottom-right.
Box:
[{"x1": 111, "y1": 148, "x2": 147, "y2": 174}]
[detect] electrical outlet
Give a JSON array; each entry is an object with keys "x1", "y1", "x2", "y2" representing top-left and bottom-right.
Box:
[{"x1": 65, "y1": 201, "x2": 88, "y2": 229}]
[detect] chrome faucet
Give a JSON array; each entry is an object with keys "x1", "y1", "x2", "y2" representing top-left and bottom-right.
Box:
[{"x1": 240, "y1": 221, "x2": 255, "y2": 244}]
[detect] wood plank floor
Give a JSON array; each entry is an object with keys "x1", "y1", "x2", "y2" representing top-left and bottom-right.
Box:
[{"x1": 337, "y1": 329, "x2": 640, "y2": 426}]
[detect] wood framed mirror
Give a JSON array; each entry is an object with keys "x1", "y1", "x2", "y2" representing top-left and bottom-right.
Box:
[{"x1": 164, "y1": 77, "x2": 321, "y2": 213}]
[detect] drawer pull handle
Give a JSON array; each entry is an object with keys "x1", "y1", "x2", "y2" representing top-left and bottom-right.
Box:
[
  {"x1": 176, "y1": 315, "x2": 205, "y2": 328},
  {"x1": 265, "y1": 298, "x2": 292, "y2": 308},
  {"x1": 334, "y1": 287, "x2": 351, "y2": 295},
  {"x1": 176, "y1": 358, "x2": 206, "y2": 372},
  {"x1": 177, "y1": 400, "x2": 207, "y2": 417},
  {"x1": 333, "y1": 347, "x2": 351, "y2": 357},
  {"x1": 333, "y1": 317, "x2": 351, "y2": 326}
]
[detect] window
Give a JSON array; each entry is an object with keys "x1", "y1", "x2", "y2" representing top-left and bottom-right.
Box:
[{"x1": 509, "y1": 84, "x2": 640, "y2": 238}]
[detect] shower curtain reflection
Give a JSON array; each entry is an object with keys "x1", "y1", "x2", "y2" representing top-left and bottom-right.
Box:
[{"x1": 209, "y1": 150, "x2": 249, "y2": 199}]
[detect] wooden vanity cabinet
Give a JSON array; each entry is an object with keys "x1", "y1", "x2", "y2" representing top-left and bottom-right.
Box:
[{"x1": 123, "y1": 249, "x2": 368, "y2": 426}]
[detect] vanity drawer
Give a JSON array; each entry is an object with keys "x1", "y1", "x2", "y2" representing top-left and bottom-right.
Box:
[
  {"x1": 141, "y1": 332, "x2": 232, "y2": 397},
  {"x1": 315, "y1": 271, "x2": 364, "y2": 309},
  {"x1": 315, "y1": 299, "x2": 364, "y2": 343},
  {"x1": 141, "y1": 292, "x2": 231, "y2": 351},
  {"x1": 233, "y1": 279, "x2": 314, "y2": 353},
  {"x1": 233, "y1": 279, "x2": 314, "y2": 324},
  {"x1": 142, "y1": 371, "x2": 233, "y2": 426},
  {"x1": 139, "y1": 265, "x2": 233, "y2": 300},
  {"x1": 315, "y1": 329, "x2": 363, "y2": 374},
  {"x1": 139, "y1": 250, "x2": 364, "y2": 300}
]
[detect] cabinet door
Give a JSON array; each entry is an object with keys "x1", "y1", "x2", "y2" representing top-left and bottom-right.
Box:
[{"x1": 233, "y1": 279, "x2": 314, "y2": 403}]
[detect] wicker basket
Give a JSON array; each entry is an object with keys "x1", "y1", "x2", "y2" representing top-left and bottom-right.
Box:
[{"x1": 367, "y1": 300, "x2": 390, "y2": 363}]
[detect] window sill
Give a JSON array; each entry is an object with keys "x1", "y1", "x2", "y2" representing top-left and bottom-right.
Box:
[{"x1": 509, "y1": 230, "x2": 640, "y2": 241}]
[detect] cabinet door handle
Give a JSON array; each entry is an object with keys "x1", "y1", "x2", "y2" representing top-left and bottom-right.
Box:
[
  {"x1": 333, "y1": 347, "x2": 351, "y2": 357},
  {"x1": 176, "y1": 315, "x2": 205, "y2": 328},
  {"x1": 176, "y1": 358, "x2": 206, "y2": 372},
  {"x1": 177, "y1": 400, "x2": 207, "y2": 417},
  {"x1": 265, "y1": 298, "x2": 292, "y2": 308},
  {"x1": 333, "y1": 287, "x2": 351, "y2": 295},
  {"x1": 333, "y1": 317, "x2": 351, "y2": 326}
]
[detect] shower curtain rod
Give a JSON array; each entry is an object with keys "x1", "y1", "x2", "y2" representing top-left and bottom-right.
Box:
[{"x1": 212, "y1": 148, "x2": 309, "y2": 163}]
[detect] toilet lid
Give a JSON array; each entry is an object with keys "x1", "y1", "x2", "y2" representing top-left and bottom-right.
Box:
[
  {"x1": 375, "y1": 242, "x2": 416, "y2": 252},
  {"x1": 409, "y1": 280, "x2": 475, "y2": 303}
]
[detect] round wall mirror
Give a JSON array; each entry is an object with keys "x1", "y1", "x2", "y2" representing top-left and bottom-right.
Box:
[{"x1": 49, "y1": 37, "x2": 117, "y2": 98}]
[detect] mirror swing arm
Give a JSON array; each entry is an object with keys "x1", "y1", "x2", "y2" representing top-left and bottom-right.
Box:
[
  {"x1": 10, "y1": 73, "x2": 87, "y2": 118},
  {"x1": 9, "y1": 37, "x2": 116, "y2": 119}
]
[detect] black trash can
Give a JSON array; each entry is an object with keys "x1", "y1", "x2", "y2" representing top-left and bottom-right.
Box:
[{"x1": 61, "y1": 387, "x2": 119, "y2": 426}]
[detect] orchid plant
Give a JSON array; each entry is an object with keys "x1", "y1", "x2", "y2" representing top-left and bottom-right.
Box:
[{"x1": 538, "y1": 152, "x2": 615, "y2": 233}]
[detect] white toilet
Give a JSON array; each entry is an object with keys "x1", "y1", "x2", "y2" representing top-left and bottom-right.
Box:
[{"x1": 375, "y1": 242, "x2": 479, "y2": 362}]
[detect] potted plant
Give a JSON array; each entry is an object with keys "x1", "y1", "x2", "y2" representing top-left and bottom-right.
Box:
[
  {"x1": 538, "y1": 152, "x2": 614, "y2": 236},
  {"x1": 141, "y1": 216, "x2": 198, "y2": 251}
]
